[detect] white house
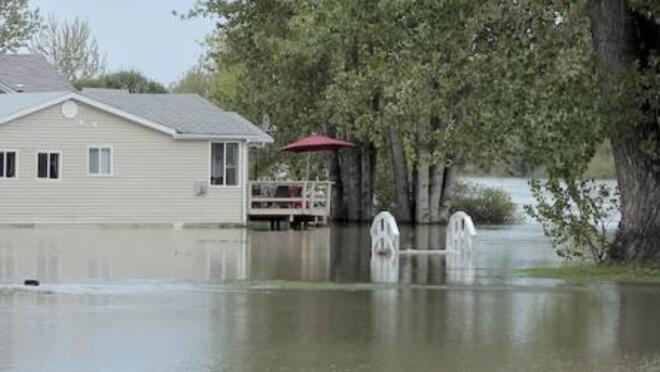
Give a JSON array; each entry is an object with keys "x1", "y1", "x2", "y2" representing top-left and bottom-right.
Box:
[{"x1": 0, "y1": 89, "x2": 273, "y2": 225}]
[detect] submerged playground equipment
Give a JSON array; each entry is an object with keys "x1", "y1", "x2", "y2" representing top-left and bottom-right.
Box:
[
  {"x1": 370, "y1": 211, "x2": 401, "y2": 257},
  {"x1": 370, "y1": 210, "x2": 477, "y2": 257},
  {"x1": 445, "y1": 211, "x2": 478, "y2": 252}
]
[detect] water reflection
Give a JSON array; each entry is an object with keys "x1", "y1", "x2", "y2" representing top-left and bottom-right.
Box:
[
  {"x1": 0, "y1": 223, "x2": 559, "y2": 286},
  {"x1": 0, "y1": 227, "x2": 249, "y2": 283},
  {"x1": 0, "y1": 221, "x2": 659, "y2": 370},
  {"x1": 370, "y1": 256, "x2": 399, "y2": 283},
  {"x1": 1, "y1": 177, "x2": 658, "y2": 371}
]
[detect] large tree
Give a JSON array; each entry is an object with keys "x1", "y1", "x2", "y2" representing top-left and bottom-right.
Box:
[
  {"x1": 479, "y1": 0, "x2": 660, "y2": 263},
  {"x1": 0, "y1": 0, "x2": 40, "y2": 52},
  {"x1": 31, "y1": 16, "x2": 106, "y2": 82},
  {"x1": 586, "y1": 0, "x2": 660, "y2": 262},
  {"x1": 189, "y1": 1, "x2": 488, "y2": 223}
]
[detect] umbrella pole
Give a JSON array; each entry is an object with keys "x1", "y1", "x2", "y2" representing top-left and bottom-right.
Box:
[{"x1": 306, "y1": 152, "x2": 311, "y2": 180}]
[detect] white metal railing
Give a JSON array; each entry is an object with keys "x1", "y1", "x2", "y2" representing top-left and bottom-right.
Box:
[
  {"x1": 248, "y1": 180, "x2": 332, "y2": 217},
  {"x1": 370, "y1": 211, "x2": 400, "y2": 256}
]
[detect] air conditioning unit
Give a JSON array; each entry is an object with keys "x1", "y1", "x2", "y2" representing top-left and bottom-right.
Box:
[{"x1": 194, "y1": 180, "x2": 208, "y2": 195}]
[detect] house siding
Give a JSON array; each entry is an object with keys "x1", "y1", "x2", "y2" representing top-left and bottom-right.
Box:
[{"x1": 0, "y1": 101, "x2": 247, "y2": 224}]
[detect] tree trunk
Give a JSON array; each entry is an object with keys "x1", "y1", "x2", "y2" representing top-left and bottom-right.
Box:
[
  {"x1": 415, "y1": 154, "x2": 431, "y2": 224},
  {"x1": 386, "y1": 124, "x2": 413, "y2": 223},
  {"x1": 429, "y1": 163, "x2": 445, "y2": 223},
  {"x1": 340, "y1": 148, "x2": 362, "y2": 222},
  {"x1": 438, "y1": 164, "x2": 458, "y2": 223},
  {"x1": 589, "y1": 0, "x2": 660, "y2": 262},
  {"x1": 329, "y1": 151, "x2": 345, "y2": 220},
  {"x1": 360, "y1": 143, "x2": 376, "y2": 221},
  {"x1": 414, "y1": 80, "x2": 430, "y2": 225}
]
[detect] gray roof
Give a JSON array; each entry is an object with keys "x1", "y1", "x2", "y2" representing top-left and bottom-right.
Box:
[
  {"x1": 0, "y1": 54, "x2": 73, "y2": 93},
  {"x1": 0, "y1": 89, "x2": 273, "y2": 143},
  {"x1": 82, "y1": 89, "x2": 272, "y2": 142},
  {"x1": 0, "y1": 91, "x2": 68, "y2": 119}
]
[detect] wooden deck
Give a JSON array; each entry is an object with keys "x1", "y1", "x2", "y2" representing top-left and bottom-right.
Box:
[{"x1": 248, "y1": 181, "x2": 332, "y2": 225}]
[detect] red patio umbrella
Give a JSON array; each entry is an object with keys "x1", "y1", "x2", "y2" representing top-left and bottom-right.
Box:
[
  {"x1": 281, "y1": 134, "x2": 355, "y2": 178},
  {"x1": 281, "y1": 134, "x2": 355, "y2": 153}
]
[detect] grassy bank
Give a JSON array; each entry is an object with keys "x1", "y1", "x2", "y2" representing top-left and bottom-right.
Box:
[{"x1": 521, "y1": 265, "x2": 660, "y2": 284}]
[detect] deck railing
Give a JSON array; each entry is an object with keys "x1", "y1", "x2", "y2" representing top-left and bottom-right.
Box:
[{"x1": 248, "y1": 181, "x2": 333, "y2": 221}]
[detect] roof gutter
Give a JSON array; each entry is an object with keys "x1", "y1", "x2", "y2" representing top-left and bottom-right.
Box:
[{"x1": 173, "y1": 133, "x2": 274, "y2": 144}]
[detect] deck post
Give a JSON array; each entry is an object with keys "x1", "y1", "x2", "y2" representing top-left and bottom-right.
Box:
[
  {"x1": 302, "y1": 181, "x2": 308, "y2": 214},
  {"x1": 247, "y1": 181, "x2": 253, "y2": 213},
  {"x1": 307, "y1": 182, "x2": 316, "y2": 214}
]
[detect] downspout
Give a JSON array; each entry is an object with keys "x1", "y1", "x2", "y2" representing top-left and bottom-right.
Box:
[{"x1": 242, "y1": 141, "x2": 248, "y2": 225}]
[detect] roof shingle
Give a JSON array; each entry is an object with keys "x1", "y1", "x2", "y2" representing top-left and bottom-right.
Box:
[
  {"x1": 82, "y1": 89, "x2": 273, "y2": 142},
  {"x1": 0, "y1": 54, "x2": 73, "y2": 93}
]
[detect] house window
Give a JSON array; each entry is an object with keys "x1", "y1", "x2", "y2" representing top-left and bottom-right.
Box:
[
  {"x1": 88, "y1": 146, "x2": 112, "y2": 176},
  {"x1": 0, "y1": 151, "x2": 17, "y2": 178},
  {"x1": 211, "y1": 142, "x2": 240, "y2": 186},
  {"x1": 37, "y1": 151, "x2": 61, "y2": 179}
]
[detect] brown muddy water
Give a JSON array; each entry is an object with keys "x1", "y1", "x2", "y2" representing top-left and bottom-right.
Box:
[{"x1": 0, "y1": 179, "x2": 658, "y2": 372}]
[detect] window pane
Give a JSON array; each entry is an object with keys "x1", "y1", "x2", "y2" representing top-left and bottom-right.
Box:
[
  {"x1": 0, "y1": 152, "x2": 4, "y2": 178},
  {"x1": 89, "y1": 148, "x2": 99, "y2": 174},
  {"x1": 226, "y1": 168, "x2": 237, "y2": 186},
  {"x1": 211, "y1": 143, "x2": 224, "y2": 185},
  {"x1": 6, "y1": 152, "x2": 15, "y2": 178},
  {"x1": 38, "y1": 153, "x2": 48, "y2": 178},
  {"x1": 49, "y1": 153, "x2": 59, "y2": 179},
  {"x1": 226, "y1": 143, "x2": 239, "y2": 186},
  {"x1": 100, "y1": 148, "x2": 111, "y2": 174}
]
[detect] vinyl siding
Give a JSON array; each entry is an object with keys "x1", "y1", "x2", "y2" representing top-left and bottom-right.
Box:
[{"x1": 0, "y1": 101, "x2": 247, "y2": 224}]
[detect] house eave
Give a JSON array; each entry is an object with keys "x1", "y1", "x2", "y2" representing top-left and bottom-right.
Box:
[{"x1": 173, "y1": 133, "x2": 274, "y2": 144}]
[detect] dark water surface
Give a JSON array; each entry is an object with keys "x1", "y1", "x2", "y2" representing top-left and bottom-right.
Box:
[{"x1": 0, "y1": 179, "x2": 658, "y2": 371}]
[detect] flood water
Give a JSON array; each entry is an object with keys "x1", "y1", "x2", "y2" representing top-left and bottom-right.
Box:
[{"x1": 1, "y1": 178, "x2": 659, "y2": 371}]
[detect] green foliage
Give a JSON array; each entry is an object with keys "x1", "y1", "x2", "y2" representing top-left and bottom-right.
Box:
[
  {"x1": 451, "y1": 181, "x2": 519, "y2": 225},
  {"x1": 189, "y1": 1, "x2": 660, "y2": 258},
  {"x1": 525, "y1": 178, "x2": 619, "y2": 263},
  {"x1": 170, "y1": 62, "x2": 212, "y2": 98},
  {"x1": 30, "y1": 16, "x2": 106, "y2": 82},
  {"x1": 0, "y1": 0, "x2": 40, "y2": 53},
  {"x1": 464, "y1": 143, "x2": 616, "y2": 179},
  {"x1": 190, "y1": 1, "x2": 591, "y2": 183},
  {"x1": 585, "y1": 144, "x2": 616, "y2": 179},
  {"x1": 76, "y1": 70, "x2": 167, "y2": 93}
]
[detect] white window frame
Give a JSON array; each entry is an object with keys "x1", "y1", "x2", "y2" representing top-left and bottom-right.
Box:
[
  {"x1": 0, "y1": 149, "x2": 18, "y2": 180},
  {"x1": 209, "y1": 141, "x2": 241, "y2": 188},
  {"x1": 35, "y1": 150, "x2": 63, "y2": 181},
  {"x1": 87, "y1": 145, "x2": 114, "y2": 177}
]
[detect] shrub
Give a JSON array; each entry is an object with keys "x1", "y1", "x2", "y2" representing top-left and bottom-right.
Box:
[
  {"x1": 451, "y1": 181, "x2": 520, "y2": 225},
  {"x1": 525, "y1": 177, "x2": 618, "y2": 263}
]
